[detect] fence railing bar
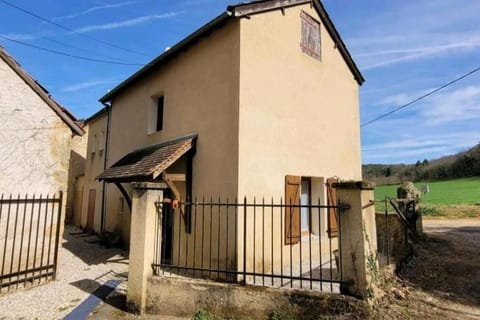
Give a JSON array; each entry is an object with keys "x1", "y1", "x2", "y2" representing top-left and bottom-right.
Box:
[
  {"x1": 208, "y1": 196, "x2": 213, "y2": 279},
  {"x1": 318, "y1": 198, "x2": 323, "y2": 291},
  {"x1": 329, "y1": 215, "x2": 333, "y2": 293},
  {"x1": 262, "y1": 198, "x2": 265, "y2": 287},
  {"x1": 271, "y1": 197, "x2": 274, "y2": 286},
  {"x1": 0, "y1": 198, "x2": 60, "y2": 204},
  {"x1": 38, "y1": 194, "x2": 49, "y2": 285},
  {"x1": 16, "y1": 194, "x2": 29, "y2": 289},
  {"x1": 201, "y1": 196, "x2": 205, "y2": 278},
  {"x1": 8, "y1": 194, "x2": 21, "y2": 291},
  {"x1": 177, "y1": 199, "x2": 182, "y2": 275},
  {"x1": 338, "y1": 201, "x2": 343, "y2": 283},
  {"x1": 0, "y1": 264, "x2": 55, "y2": 281},
  {"x1": 243, "y1": 197, "x2": 247, "y2": 283},
  {"x1": 192, "y1": 196, "x2": 197, "y2": 277},
  {"x1": 280, "y1": 197, "x2": 283, "y2": 287},
  {"x1": 289, "y1": 198, "x2": 293, "y2": 288},
  {"x1": 253, "y1": 197, "x2": 256, "y2": 285},
  {"x1": 0, "y1": 270, "x2": 55, "y2": 288},
  {"x1": 234, "y1": 197, "x2": 238, "y2": 282},
  {"x1": 52, "y1": 191, "x2": 63, "y2": 279},
  {"x1": 45, "y1": 195, "x2": 56, "y2": 279},
  {"x1": 225, "y1": 198, "x2": 229, "y2": 281},
  {"x1": 31, "y1": 194, "x2": 42, "y2": 282},
  {"x1": 1, "y1": 194, "x2": 13, "y2": 281},
  {"x1": 24, "y1": 194, "x2": 35, "y2": 287},
  {"x1": 217, "y1": 196, "x2": 221, "y2": 280},
  {"x1": 299, "y1": 198, "x2": 303, "y2": 289},
  {"x1": 182, "y1": 201, "x2": 345, "y2": 209},
  {"x1": 0, "y1": 193, "x2": 3, "y2": 288},
  {"x1": 152, "y1": 264, "x2": 344, "y2": 284},
  {"x1": 308, "y1": 207, "x2": 313, "y2": 290}
]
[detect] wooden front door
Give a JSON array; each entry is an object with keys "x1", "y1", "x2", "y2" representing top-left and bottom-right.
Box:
[{"x1": 86, "y1": 189, "x2": 96, "y2": 232}]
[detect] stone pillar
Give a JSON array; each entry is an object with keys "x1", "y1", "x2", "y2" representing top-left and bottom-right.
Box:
[
  {"x1": 127, "y1": 182, "x2": 167, "y2": 313},
  {"x1": 336, "y1": 181, "x2": 379, "y2": 299}
]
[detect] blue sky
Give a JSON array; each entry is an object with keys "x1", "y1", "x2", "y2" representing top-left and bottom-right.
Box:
[{"x1": 1, "y1": 0, "x2": 479, "y2": 164}]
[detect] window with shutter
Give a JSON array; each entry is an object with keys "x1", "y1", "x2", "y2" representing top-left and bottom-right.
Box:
[
  {"x1": 300, "y1": 11, "x2": 321, "y2": 61},
  {"x1": 326, "y1": 177, "x2": 339, "y2": 238},
  {"x1": 285, "y1": 175, "x2": 301, "y2": 245}
]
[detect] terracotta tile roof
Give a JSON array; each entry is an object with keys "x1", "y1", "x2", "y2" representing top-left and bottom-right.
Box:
[
  {"x1": 97, "y1": 134, "x2": 197, "y2": 182},
  {"x1": 0, "y1": 45, "x2": 84, "y2": 136}
]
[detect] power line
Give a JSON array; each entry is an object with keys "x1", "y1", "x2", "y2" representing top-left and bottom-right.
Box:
[
  {"x1": 0, "y1": 0, "x2": 150, "y2": 57},
  {"x1": 41, "y1": 35, "x2": 140, "y2": 64},
  {"x1": 0, "y1": 34, "x2": 144, "y2": 66},
  {"x1": 361, "y1": 66, "x2": 480, "y2": 128}
]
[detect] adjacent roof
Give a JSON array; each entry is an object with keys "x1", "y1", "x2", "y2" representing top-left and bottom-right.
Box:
[
  {"x1": 100, "y1": 0, "x2": 364, "y2": 103},
  {"x1": 97, "y1": 134, "x2": 197, "y2": 182},
  {"x1": 0, "y1": 45, "x2": 84, "y2": 136}
]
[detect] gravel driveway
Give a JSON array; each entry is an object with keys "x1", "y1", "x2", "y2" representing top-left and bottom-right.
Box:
[{"x1": 0, "y1": 225, "x2": 128, "y2": 320}]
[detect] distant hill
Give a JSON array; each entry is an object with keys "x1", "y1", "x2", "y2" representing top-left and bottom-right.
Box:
[{"x1": 363, "y1": 143, "x2": 480, "y2": 185}]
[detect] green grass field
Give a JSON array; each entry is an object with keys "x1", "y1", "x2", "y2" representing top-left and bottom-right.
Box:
[{"x1": 374, "y1": 177, "x2": 480, "y2": 205}]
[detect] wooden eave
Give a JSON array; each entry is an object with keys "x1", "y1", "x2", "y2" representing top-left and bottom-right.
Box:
[{"x1": 97, "y1": 134, "x2": 197, "y2": 183}]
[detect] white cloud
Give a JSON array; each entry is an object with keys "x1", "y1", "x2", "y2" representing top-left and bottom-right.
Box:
[
  {"x1": 60, "y1": 80, "x2": 116, "y2": 92},
  {"x1": 74, "y1": 12, "x2": 182, "y2": 33},
  {"x1": 362, "y1": 132, "x2": 480, "y2": 163},
  {"x1": 357, "y1": 37, "x2": 480, "y2": 70},
  {"x1": 52, "y1": 2, "x2": 141, "y2": 22},
  {"x1": 0, "y1": 33, "x2": 36, "y2": 41},
  {"x1": 420, "y1": 86, "x2": 480, "y2": 125}
]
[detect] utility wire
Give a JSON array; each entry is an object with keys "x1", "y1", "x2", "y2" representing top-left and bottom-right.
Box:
[
  {"x1": 361, "y1": 66, "x2": 480, "y2": 127},
  {"x1": 41, "y1": 35, "x2": 140, "y2": 64},
  {"x1": 0, "y1": 0, "x2": 150, "y2": 57},
  {"x1": 0, "y1": 34, "x2": 144, "y2": 66}
]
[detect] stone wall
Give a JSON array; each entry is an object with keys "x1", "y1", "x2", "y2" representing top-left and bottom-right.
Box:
[
  {"x1": 0, "y1": 57, "x2": 72, "y2": 196},
  {"x1": 146, "y1": 276, "x2": 370, "y2": 319}
]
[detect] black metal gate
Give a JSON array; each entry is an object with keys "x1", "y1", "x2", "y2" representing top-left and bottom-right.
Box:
[{"x1": 0, "y1": 192, "x2": 63, "y2": 293}]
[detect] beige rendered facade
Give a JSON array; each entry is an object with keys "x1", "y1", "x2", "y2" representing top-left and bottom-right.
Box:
[{"x1": 83, "y1": 0, "x2": 363, "y2": 276}]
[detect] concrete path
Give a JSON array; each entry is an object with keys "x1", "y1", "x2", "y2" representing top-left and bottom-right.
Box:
[{"x1": 0, "y1": 225, "x2": 128, "y2": 319}]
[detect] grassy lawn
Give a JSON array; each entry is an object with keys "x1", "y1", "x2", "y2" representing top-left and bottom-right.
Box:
[{"x1": 373, "y1": 177, "x2": 480, "y2": 218}]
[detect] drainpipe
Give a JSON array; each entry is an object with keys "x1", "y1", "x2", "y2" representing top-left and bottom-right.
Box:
[{"x1": 100, "y1": 101, "x2": 112, "y2": 233}]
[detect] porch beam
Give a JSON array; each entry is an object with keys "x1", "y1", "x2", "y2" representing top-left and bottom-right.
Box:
[{"x1": 114, "y1": 182, "x2": 132, "y2": 210}]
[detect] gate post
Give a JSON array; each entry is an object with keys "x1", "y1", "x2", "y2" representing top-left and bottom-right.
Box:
[
  {"x1": 127, "y1": 182, "x2": 166, "y2": 313},
  {"x1": 336, "y1": 181, "x2": 379, "y2": 299}
]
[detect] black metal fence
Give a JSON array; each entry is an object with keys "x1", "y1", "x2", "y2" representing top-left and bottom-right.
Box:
[
  {"x1": 152, "y1": 197, "x2": 348, "y2": 292},
  {"x1": 0, "y1": 192, "x2": 63, "y2": 293}
]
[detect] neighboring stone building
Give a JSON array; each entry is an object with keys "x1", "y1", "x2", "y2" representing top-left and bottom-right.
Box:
[
  {"x1": 82, "y1": 0, "x2": 364, "y2": 268},
  {"x1": 0, "y1": 45, "x2": 84, "y2": 206}
]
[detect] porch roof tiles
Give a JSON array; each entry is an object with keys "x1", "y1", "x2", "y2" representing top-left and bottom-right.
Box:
[{"x1": 97, "y1": 134, "x2": 197, "y2": 182}]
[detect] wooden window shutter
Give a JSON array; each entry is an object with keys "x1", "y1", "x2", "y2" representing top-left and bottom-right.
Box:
[
  {"x1": 326, "y1": 177, "x2": 339, "y2": 238},
  {"x1": 285, "y1": 175, "x2": 301, "y2": 245}
]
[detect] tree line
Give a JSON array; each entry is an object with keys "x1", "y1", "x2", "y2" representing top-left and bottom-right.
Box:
[{"x1": 363, "y1": 143, "x2": 480, "y2": 185}]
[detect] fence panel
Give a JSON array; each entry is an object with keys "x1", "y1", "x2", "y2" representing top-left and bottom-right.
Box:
[
  {"x1": 0, "y1": 192, "x2": 63, "y2": 294},
  {"x1": 152, "y1": 197, "x2": 347, "y2": 293}
]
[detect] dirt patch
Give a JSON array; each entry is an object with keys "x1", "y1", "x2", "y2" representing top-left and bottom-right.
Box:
[{"x1": 373, "y1": 218, "x2": 480, "y2": 319}]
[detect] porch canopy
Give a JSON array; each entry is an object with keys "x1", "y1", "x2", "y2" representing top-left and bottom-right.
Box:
[{"x1": 97, "y1": 133, "x2": 197, "y2": 183}]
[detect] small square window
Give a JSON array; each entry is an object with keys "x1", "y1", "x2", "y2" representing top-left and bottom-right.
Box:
[
  {"x1": 148, "y1": 95, "x2": 165, "y2": 134},
  {"x1": 300, "y1": 11, "x2": 321, "y2": 61}
]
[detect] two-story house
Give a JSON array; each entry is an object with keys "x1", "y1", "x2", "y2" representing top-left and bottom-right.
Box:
[{"x1": 81, "y1": 0, "x2": 364, "y2": 275}]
